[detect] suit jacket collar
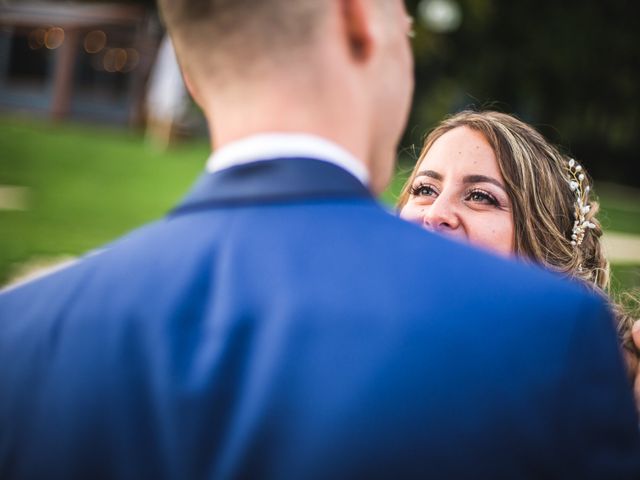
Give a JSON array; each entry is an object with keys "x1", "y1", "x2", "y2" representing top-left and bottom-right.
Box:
[
  {"x1": 170, "y1": 157, "x2": 373, "y2": 217},
  {"x1": 205, "y1": 133, "x2": 370, "y2": 186}
]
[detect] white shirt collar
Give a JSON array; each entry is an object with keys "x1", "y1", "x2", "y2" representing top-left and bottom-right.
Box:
[{"x1": 205, "y1": 133, "x2": 370, "y2": 187}]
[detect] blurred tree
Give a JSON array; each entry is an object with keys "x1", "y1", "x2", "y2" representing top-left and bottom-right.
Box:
[{"x1": 405, "y1": 0, "x2": 640, "y2": 186}]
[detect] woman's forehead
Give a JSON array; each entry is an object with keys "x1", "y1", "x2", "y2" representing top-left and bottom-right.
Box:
[{"x1": 419, "y1": 127, "x2": 500, "y2": 177}]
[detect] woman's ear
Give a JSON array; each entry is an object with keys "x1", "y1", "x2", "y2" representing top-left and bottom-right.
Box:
[{"x1": 340, "y1": 0, "x2": 375, "y2": 62}]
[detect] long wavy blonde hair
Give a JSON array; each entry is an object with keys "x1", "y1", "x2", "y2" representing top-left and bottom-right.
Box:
[{"x1": 398, "y1": 110, "x2": 637, "y2": 352}]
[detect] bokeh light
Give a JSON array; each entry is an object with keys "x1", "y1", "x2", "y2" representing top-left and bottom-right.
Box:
[
  {"x1": 84, "y1": 30, "x2": 107, "y2": 54},
  {"x1": 27, "y1": 29, "x2": 47, "y2": 50},
  {"x1": 418, "y1": 0, "x2": 463, "y2": 33},
  {"x1": 44, "y1": 27, "x2": 65, "y2": 49},
  {"x1": 103, "y1": 48, "x2": 127, "y2": 73},
  {"x1": 122, "y1": 48, "x2": 140, "y2": 72}
]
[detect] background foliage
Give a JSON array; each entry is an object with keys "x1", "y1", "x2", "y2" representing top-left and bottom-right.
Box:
[{"x1": 403, "y1": 0, "x2": 640, "y2": 186}]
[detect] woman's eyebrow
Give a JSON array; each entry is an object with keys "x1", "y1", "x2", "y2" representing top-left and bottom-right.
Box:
[
  {"x1": 415, "y1": 170, "x2": 443, "y2": 180},
  {"x1": 463, "y1": 174, "x2": 506, "y2": 191}
]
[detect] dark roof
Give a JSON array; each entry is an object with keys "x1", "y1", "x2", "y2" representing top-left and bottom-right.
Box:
[{"x1": 0, "y1": 3, "x2": 147, "y2": 29}]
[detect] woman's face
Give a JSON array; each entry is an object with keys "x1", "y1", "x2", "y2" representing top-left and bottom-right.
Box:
[{"x1": 400, "y1": 126, "x2": 515, "y2": 256}]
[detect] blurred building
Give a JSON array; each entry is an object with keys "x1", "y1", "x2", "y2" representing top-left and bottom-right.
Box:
[{"x1": 0, "y1": 2, "x2": 159, "y2": 125}]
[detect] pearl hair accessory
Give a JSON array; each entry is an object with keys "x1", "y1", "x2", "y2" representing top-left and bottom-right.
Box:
[{"x1": 566, "y1": 158, "x2": 596, "y2": 247}]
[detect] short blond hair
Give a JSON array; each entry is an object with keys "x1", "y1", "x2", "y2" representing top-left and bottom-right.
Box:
[{"x1": 157, "y1": 0, "x2": 326, "y2": 77}]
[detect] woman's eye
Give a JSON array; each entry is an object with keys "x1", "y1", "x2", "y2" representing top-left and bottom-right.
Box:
[
  {"x1": 466, "y1": 189, "x2": 498, "y2": 206},
  {"x1": 410, "y1": 184, "x2": 437, "y2": 197}
]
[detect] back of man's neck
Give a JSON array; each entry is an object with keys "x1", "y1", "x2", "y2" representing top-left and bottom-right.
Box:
[{"x1": 206, "y1": 99, "x2": 371, "y2": 174}]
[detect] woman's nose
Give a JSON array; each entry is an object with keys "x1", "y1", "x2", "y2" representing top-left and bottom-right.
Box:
[{"x1": 422, "y1": 196, "x2": 459, "y2": 231}]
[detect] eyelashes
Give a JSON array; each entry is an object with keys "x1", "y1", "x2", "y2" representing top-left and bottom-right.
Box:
[
  {"x1": 409, "y1": 183, "x2": 438, "y2": 197},
  {"x1": 465, "y1": 188, "x2": 499, "y2": 206},
  {"x1": 409, "y1": 182, "x2": 501, "y2": 207}
]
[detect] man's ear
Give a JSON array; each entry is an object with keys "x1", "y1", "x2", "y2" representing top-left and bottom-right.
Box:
[
  {"x1": 183, "y1": 71, "x2": 204, "y2": 108},
  {"x1": 340, "y1": 0, "x2": 375, "y2": 62}
]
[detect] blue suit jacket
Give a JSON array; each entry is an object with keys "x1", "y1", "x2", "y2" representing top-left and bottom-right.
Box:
[{"x1": 1, "y1": 158, "x2": 639, "y2": 479}]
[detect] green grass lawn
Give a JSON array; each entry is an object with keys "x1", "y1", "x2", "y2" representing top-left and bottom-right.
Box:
[
  {"x1": 1, "y1": 116, "x2": 639, "y2": 293},
  {"x1": 0, "y1": 117, "x2": 208, "y2": 284}
]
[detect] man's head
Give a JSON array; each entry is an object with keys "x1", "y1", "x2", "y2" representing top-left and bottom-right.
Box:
[
  {"x1": 157, "y1": 0, "x2": 414, "y2": 194},
  {"x1": 157, "y1": 0, "x2": 326, "y2": 82}
]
